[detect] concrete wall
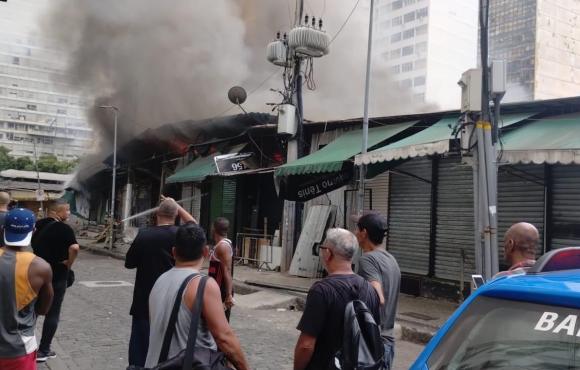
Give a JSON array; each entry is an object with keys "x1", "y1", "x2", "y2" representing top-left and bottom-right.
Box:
[
  {"x1": 425, "y1": 0, "x2": 479, "y2": 110},
  {"x1": 535, "y1": 0, "x2": 580, "y2": 100}
]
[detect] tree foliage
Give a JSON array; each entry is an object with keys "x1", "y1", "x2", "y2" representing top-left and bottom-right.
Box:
[{"x1": 0, "y1": 146, "x2": 78, "y2": 174}]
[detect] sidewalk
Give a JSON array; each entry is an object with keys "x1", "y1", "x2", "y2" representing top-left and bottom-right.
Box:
[{"x1": 79, "y1": 238, "x2": 458, "y2": 344}]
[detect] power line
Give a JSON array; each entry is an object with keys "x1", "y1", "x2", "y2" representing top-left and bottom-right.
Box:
[{"x1": 330, "y1": 0, "x2": 361, "y2": 45}]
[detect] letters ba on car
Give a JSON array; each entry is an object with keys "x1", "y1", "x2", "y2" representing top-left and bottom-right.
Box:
[{"x1": 535, "y1": 312, "x2": 580, "y2": 336}]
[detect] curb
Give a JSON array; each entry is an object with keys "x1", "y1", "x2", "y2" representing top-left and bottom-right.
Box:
[
  {"x1": 235, "y1": 277, "x2": 437, "y2": 345},
  {"x1": 80, "y1": 244, "x2": 437, "y2": 345}
]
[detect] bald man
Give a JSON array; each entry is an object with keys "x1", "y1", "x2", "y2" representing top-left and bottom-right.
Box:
[
  {"x1": 125, "y1": 197, "x2": 196, "y2": 367},
  {"x1": 0, "y1": 192, "x2": 10, "y2": 233},
  {"x1": 495, "y1": 222, "x2": 539, "y2": 278}
]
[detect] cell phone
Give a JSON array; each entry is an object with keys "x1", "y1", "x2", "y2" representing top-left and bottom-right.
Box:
[{"x1": 471, "y1": 274, "x2": 485, "y2": 290}]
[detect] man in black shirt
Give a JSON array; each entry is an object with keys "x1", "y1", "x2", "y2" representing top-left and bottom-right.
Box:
[
  {"x1": 32, "y1": 199, "x2": 80, "y2": 363},
  {"x1": 124, "y1": 197, "x2": 195, "y2": 367},
  {"x1": 294, "y1": 228, "x2": 381, "y2": 370}
]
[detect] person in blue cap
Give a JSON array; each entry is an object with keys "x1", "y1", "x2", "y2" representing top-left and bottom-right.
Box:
[{"x1": 0, "y1": 208, "x2": 53, "y2": 369}]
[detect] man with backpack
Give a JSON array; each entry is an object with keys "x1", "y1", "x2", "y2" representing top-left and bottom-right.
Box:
[
  {"x1": 355, "y1": 212, "x2": 401, "y2": 370},
  {"x1": 294, "y1": 228, "x2": 382, "y2": 370}
]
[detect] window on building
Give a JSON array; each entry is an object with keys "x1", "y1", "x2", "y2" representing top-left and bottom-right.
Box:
[
  {"x1": 392, "y1": 16, "x2": 402, "y2": 26},
  {"x1": 402, "y1": 62, "x2": 413, "y2": 72},
  {"x1": 58, "y1": 97, "x2": 68, "y2": 104},
  {"x1": 415, "y1": 58, "x2": 427, "y2": 70},
  {"x1": 26, "y1": 104, "x2": 37, "y2": 111},
  {"x1": 416, "y1": 41, "x2": 428, "y2": 54},
  {"x1": 392, "y1": 0, "x2": 403, "y2": 10},
  {"x1": 12, "y1": 57, "x2": 20, "y2": 65},
  {"x1": 390, "y1": 65, "x2": 401, "y2": 74},
  {"x1": 404, "y1": 11, "x2": 416, "y2": 23},
  {"x1": 416, "y1": 7, "x2": 429, "y2": 18},
  {"x1": 403, "y1": 29, "x2": 415, "y2": 39},
  {"x1": 416, "y1": 24, "x2": 428, "y2": 35},
  {"x1": 414, "y1": 76, "x2": 426, "y2": 86},
  {"x1": 414, "y1": 93, "x2": 425, "y2": 102},
  {"x1": 400, "y1": 79, "x2": 412, "y2": 88},
  {"x1": 57, "y1": 109, "x2": 67, "y2": 115},
  {"x1": 402, "y1": 45, "x2": 414, "y2": 56},
  {"x1": 391, "y1": 33, "x2": 402, "y2": 43},
  {"x1": 403, "y1": 0, "x2": 416, "y2": 5},
  {"x1": 390, "y1": 48, "x2": 402, "y2": 59}
]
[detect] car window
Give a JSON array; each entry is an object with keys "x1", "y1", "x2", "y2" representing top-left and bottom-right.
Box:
[{"x1": 428, "y1": 296, "x2": 580, "y2": 370}]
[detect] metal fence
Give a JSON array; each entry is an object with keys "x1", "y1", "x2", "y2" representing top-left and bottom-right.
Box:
[{"x1": 234, "y1": 233, "x2": 275, "y2": 271}]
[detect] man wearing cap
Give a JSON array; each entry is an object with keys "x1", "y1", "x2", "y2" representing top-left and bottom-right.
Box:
[
  {"x1": 0, "y1": 208, "x2": 53, "y2": 369},
  {"x1": 355, "y1": 212, "x2": 401, "y2": 370},
  {"x1": 31, "y1": 199, "x2": 80, "y2": 363}
]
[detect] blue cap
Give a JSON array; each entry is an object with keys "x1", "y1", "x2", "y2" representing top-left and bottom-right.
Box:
[{"x1": 4, "y1": 208, "x2": 35, "y2": 247}]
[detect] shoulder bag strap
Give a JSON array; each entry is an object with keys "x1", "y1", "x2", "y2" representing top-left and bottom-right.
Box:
[
  {"x1": 182, "y1": 275, "x2": 208, "y2": 370},
  {"x1": 158, "y1": 273, "x2": 199, "y2": 363}
]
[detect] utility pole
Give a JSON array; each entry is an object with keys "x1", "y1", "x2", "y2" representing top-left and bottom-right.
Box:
[
  {"x1": 475, "y1": 0, "x2": 499, "y2": 279},
  {"x1": 281, "y1": 0, "x2": 305, "y2": 271},
  {"x1": 357, "y1": 0, "x2": 375, "y2": 216}
]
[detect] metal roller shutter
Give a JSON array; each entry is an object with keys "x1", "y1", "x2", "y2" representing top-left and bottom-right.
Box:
[
  {"x1": 551, "y1": 165, "x2": 580, "y2": 249},
  {"x1": 387, "y1": 158, "x2": 432, "y2": 275},
  {"x1": 181, "y1": 183, "x2": 193, "y2": 213},
  {"x1": 191, "y1": 185, "x2": 201, "y2": 222},
  {"x1": 435, "y1": 158, "x2": 475, "y2": 281},
  {"x1": 497, "y1": 165, "x2": 546, "y2": 259},
  {"x1": 368, "y1": 171, "x2": 390, "y2": 218}
]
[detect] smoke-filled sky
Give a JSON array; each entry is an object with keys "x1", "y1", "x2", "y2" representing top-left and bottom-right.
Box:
[{"x1": 43, "y1": 0, "x2": 431, "y2": 146}]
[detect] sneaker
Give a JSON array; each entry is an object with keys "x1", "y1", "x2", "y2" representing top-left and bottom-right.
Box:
[{"x1": 36, "y1": 350, "x2": 57, "y2": 362}]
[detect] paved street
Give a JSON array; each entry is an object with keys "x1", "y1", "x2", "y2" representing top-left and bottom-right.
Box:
[{"x1": 38, "y1": 251, "x2": 422, "y2": 370}]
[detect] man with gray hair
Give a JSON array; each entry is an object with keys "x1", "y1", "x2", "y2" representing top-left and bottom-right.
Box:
[
  {"x1": 125, "y1": 196, "x2": 196, "y2": 367},
  {"x1": 294, "y1": 228, "x2": 380, "y2": 370}
]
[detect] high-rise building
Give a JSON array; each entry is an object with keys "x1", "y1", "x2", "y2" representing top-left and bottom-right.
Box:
[
  {"x1": 488, "y1": 0, "x2": 580, "y2": 102},
  {"x1": 374, "y1": 0, "x2": 479, "y2": 110},
  {"x1": 0, "y1": 0, "x2": 93, "y2": 160}
]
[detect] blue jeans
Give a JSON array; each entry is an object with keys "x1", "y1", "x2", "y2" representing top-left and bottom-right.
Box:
[
  {"x1": 383, "y1": 338, "x2": 395, "y2": 370},
  {"x1": 128, "y1": 317, "x2": 150, "y2": 366}
]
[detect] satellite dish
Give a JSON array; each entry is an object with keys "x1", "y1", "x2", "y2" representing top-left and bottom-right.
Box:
[{"x1": 228, "y1": 86, "x2": 247, "y2": 105}]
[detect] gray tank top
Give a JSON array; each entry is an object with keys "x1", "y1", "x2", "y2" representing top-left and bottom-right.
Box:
[
  {"x1": 0, "y1": 248, "x2": 38, "y2": 357},
  {"x1": 145, "y1": 268, "x2": 217, "y2": 367}
]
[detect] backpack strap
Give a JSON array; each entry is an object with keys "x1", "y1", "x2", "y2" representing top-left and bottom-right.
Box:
[
  {"x1": 158, "y1": 273, "x2": 199, "y2": 363},
  {"x1": 182, "y1": 275, "x2": 208, "y2": 370}
]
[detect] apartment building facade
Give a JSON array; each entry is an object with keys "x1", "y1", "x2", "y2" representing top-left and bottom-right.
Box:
[
  {"x1": 0, "y1": 0, "x2": 93, "y2": 160},
  {"x1": 375, "y1": 0, "x2": 479, "y2": 110}
]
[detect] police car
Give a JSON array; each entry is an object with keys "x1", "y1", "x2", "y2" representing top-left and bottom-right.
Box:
[{"x1": 411, "y1": 247, "x2": 580, "y2": 370}]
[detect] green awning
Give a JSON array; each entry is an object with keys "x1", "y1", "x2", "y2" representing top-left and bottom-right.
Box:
[
  {"x1": 501, "y1": 113, "x2": 580, "y2": 164},
  {"x1": 165, "y1": 155, "x2": 217, "y2": 184},
  {"x1": 355, "y1": 112, "x2": 536, "y2": 165},
  {"x1": 275, "y1": 122, "x2": 415, "y2": 177}
]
